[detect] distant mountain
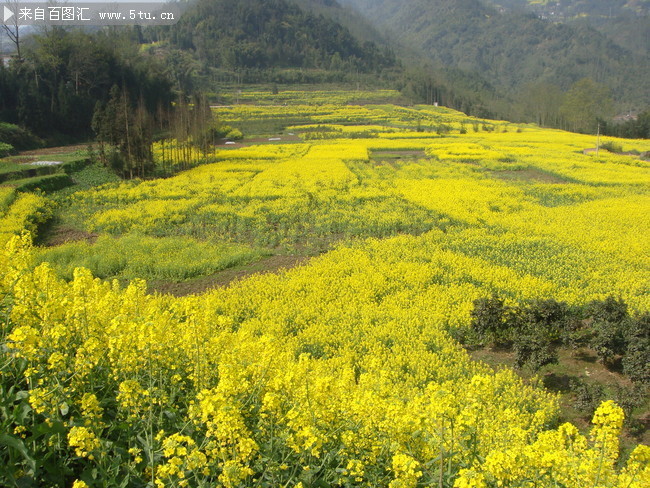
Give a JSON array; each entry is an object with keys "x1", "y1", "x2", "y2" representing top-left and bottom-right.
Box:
[
  {"x1": 292, "y1": 0, "x2": 392, "y2": 47},
  {"x1": 484, "y1": 0, "x2": 650, "y2": 56},
  {"x1": 160, "y1": 0, "x2": 396, "y2": 72},
  {"x1": 340, "y1": 0, "x2": 650, "y2": 110},
  {"x1": 591, "y1": 15, "x2": 650, "y2": 57},
  {"x1": 484, "y1": 1, "x2": 649, "y2": 20}
]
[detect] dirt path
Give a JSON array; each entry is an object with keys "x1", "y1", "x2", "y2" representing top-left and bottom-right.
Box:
[
  {"x1": 147, "y1": 254, "x2": 309, "y2": 296},
  {"x1": 19, "y1": 144, "x2": 92, "y2": 156},
  {"x1": 40, "y1": 226, "x2": 99, "y2": 247}
]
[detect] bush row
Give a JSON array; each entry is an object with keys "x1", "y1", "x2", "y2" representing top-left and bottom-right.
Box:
[
  {"x1": 0, "y1": 158, "x2": 90, "y2": 184},
  {"x1": 0, "y1": 122, "x2": 43, "y2": 150},
  {"x1": 10, "y1": 174, "x2": 75, "y2": 193},
  {"x1": 467, "y1": 295, "x2": 649, "y2": 384},
  {"x1": 0, "y1": 142, "x2": 15, "y2": 158}
]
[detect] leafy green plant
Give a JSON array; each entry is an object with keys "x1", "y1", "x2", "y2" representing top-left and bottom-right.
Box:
[
  {"x1": 12, "y1": 174, "x2": 74, "y2": 193},
  {"x1": 518, "y1": 298, "x2": 570, "y2": 343},
  {"x1": 600, "y1": 141, "x2": 623, "y2": 154},
  {"x1": 0, "y1": 123, "x2": 43, "y2": 150},
  {"x1": 470, "y1": 295, "x2": 512, "y2": 346},
  {"x1": 0, "y1": 143, "x2": 15, "y2": 158},
  {"x1": 588, "y1": 297, "x2": 629, "y2": 368},
  {"x1": 513, "y1": 331, "x2": 558, "y2": 372},
  {"x1": 622, "y1": 313, "x2": 650, "y2": 385},
  {"x1": 571, "y1": 378, "x2": 604, "y2": 418}
]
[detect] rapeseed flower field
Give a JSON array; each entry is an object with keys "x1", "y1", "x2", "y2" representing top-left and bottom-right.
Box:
[{"x1": 1, "y1": 93, "x2": 649, "y2": 486}]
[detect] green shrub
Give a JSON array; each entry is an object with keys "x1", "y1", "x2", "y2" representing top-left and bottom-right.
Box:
[
  {"x1": 470, "y1": 295, "x2": 512, "y2": 345},
  {"x1": 591, "y1": 320, "x2": 627, "y2": 367},
  {"x1": 613, "y1": 384, "x2": 648, "y2": 435},
  {"x1": 513, "y1": 331, "x2": 558, "y2": 372},
  {"x1": 0, "y1": 122, "x2": 43, "y2": 150},
  {"x1": 622, "y1": 313, "x2": 650, "y2": 385},
  {"x1": 225, "y1": 128, "x2": 244, "y2": 141},
  {"x1": 518, "y1": 298, "x2": 570, "y2": 343},
  {"x1": 571, "y1": 379, "x2": 604, "y2": 417},
  {"x1": 12, "y1": 174, "x2": 74, "y2": 193},
  {"x1": 600, "y1": 141, "x2": 623, "y2": 154},
  {"x1": 587, "y1": 296, "x2": 628, "y2": 324},
  {"x1": 0, "y1": 142, "x2": 15, "y2": 158},
  {"x1": 60, "y1": 158, "x2": 91, "y2": 174},
  {"x1": 587, "y1": 296, "x2": 629, "y2": 367}
]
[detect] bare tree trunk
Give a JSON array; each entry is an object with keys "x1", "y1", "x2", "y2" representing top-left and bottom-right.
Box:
[
  {"x1": 122, "y1": 88, "x2": 133, "y2": 179},
  {"x1": 1, "y1": 0, "x2": 21, "y2": 62}
]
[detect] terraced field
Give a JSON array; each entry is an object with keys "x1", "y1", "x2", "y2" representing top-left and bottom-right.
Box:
[{"x1": 1, "y1": 91, "x2": 649, "y2": 487}]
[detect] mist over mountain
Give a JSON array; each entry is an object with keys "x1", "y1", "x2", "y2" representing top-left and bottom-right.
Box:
[
  {"x1": 483, "y1": 0, "x2": 649, "y2": 19},
  {"x1": 340, "y1": 0, "x2": 650, "y2": 112},
  {"x1": 484, "y1": 0, "x2": 650, "y2": 56}
]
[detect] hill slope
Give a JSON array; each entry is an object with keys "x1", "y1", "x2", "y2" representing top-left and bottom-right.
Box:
[
  {"x1": 485, "y1": 0, "x2": 650, "y2": 56},
  {"x1": 161, "y1": 0, "x2": 396, "y2": 72},
  {"x1": 341, "y1": 0, "x2": 650, "y2": 109}
]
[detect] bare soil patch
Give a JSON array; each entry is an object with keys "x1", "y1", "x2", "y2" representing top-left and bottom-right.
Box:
[
  {"x1": 147, "y1": 254, "x2": 308, "y2": 297},
  {"x1": 492, "y1": 168, "x2": 568, "y2": 183},
  {"x1": 470, "y1": 346, "x2": 648, "y2": 446},
  {"x1": 371, "y1": 150, "x2": 427, "y2": 161},
  {"x1": 243, "y1": 134, "x2": 302, "y2": 144},
  {"x1": 40, "y1": 225, "x2": 99, "y2": 247},
  {"x1": 20, "y1": 144, "x2": 91, "y2": 156}
]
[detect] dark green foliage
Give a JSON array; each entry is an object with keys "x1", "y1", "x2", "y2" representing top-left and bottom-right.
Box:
[
  {"x1": 467, "y1": 295, "x2": 648, "y2": 379},
  {"x1": 0, "y1": 123, "x2": 43, "y2": 150},
  {"x1": 92, "y1": 86, "x2": 155, "y2": 179},
  {"x1": 590, "y1": 320, "x2": 627, "y2": 367},
  {"x1": 622, "y1": 314, "x2": 650, "y2": 386},
  {"x1": 588, "y1": 296, "x2": 628, "y2": 324},
  {"x1": 156, "y1": 0, "x2": 395, "y2": 73},
  {"x1": 612, "y1": 383, "x2": 648, "y2": 436},
  {"x1": 510, "y1": 299, "x2": 568, "y2": 371},
  {"x1": 470, "y1": 295, "x2": 511, "y2": 345},
  {"x1": 600, "y1": 141, "x2": 624, "y2": 154},
  {"x1": 587, "y1": 297, "x2": 629, "y2": 366},
  {"x1": 0, "y1": 142, "x2": 15, "y2": 158},
  {"x1": 1, "y1": 28, "x2": 172, "y2": 143},
  {"x1": 518, "y1": 298, "x2": 570, "y2": 342},
  {"x1": 11, "y1": 174, "x2": 74, "y2": 193},
  {"x1": 603, "y1": 110, "x2": 650, "y2": 139},
  {"x1": 513, "y1": 332, "x2": 558, "y2": 371},
  {"x1": 469, "y1": 296, "x2": 570, "y2": 362},
  {"x1": 571, "y1": 378, "x2": 604, "y2": 417}
]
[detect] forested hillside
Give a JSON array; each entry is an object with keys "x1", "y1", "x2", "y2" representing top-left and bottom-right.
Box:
[
  {"x1": 1, "y1": 0, "x2": 648, "y2": 144},
  {"x1": 485, "y1": 0, "x2": 649, "y2": 19},
  {"x1": 485, "y1": 0, "x2": 650, "y2": 56},
  {"x1": 0, "y1": 0, "x2": 399, "y2": 143},
  {"x1": 0, "y1": 29, "x2": 173, "y2": 143},
  {"x1": 154, "y1": 0, "x2": 396, "y2": 73},
  {"x1": 341, "y1": 0, "x2": 650, "y2": 114}
]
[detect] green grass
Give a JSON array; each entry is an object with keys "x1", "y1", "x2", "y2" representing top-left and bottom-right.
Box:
[
  {"x1": 50, "y1": 162, "x2": 121, "y2": 201},
  {"x1": 36, "y1": 233, "x2": 267, "y2": 282},
  {"x1": 0, "y1": 160, "x2": 30, "y2": 175},
  {"x1": 3, "y1": 174, "x2": 74, "y2": 193}
]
